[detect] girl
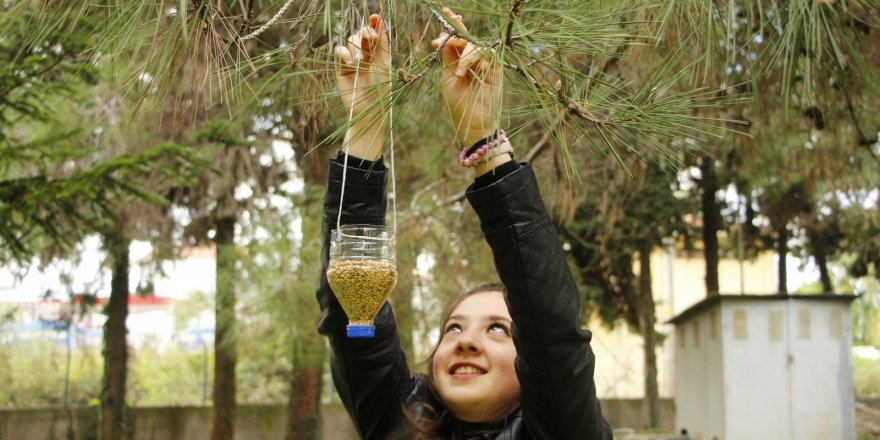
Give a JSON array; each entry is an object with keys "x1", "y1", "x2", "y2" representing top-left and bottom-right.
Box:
[{"x1": 317, "y1": 9, "x2": 612, "y2": 439}]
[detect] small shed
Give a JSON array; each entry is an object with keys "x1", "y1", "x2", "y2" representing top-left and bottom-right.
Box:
[{"x1": 669, "y1": 294, "x2": 858, "y2": 440}]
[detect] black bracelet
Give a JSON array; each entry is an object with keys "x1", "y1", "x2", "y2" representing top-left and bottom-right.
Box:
[
  {"x1": 465, "y1": 130, "x2": 503, "y2": 157},
  {"x1": 334, "y1": 152, "x2": 383, "y2": 170}
]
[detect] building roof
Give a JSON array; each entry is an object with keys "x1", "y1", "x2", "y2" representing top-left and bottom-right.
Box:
[{"x1": 667, "y1": 293, "x2": 859, "y2": 325}]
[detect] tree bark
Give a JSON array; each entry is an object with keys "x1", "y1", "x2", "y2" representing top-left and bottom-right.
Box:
[
  {"x1": 699, "y1": 155, "x2": 720, "y2": 296},
  {"x1": 285, "y1": 336, "x2": 324, "y2": 440},
  {"x1": 285, "y1": 115, "x2": 331, "y2": 439},
  {"x1": 101, "y1": 230, "x2": 130, "y2": 440},
  {"x1": 211, "y1": 215, "x2": 237, "y2": 440},
  {"x1": 776, "y1": 223, "x2": 788, "y2": 295},
  {"x1": 392, "y1": 239, "x2": 417, "y2": 366},
  {"x1": 806, "y1": 224, "x2": 834, "y2": 294},
  {"x1": 285, "y1": 188, "x2": 326, "y2": 440},
  {"x1": 638, "y1": 243, "x2": 660, "y2": 429}
]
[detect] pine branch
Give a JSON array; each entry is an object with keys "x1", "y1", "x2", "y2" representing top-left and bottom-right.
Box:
[
  {"x1": 555, "y1": 80, "x2": 607, "y2": 124},
  {"x1": 505, "y1": 0, "x2": 526, "y2": 47},
  {"x1": 239, "y1": 0, "x2": 296, "y2": 42},
  {"x1": 523, "y1": 112, "x2": 564, "y2": 162}
]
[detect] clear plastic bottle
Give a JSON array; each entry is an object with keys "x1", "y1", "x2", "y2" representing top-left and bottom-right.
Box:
[{"x1": 327, "y1": 224, "x2": 397, "y2": 338}]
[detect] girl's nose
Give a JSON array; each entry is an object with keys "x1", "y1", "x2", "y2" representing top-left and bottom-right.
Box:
[{"x1": 456, "y1": 333, "x2": 482, "y2": 353}]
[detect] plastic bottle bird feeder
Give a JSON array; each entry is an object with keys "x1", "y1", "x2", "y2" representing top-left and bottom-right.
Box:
[{"x1": 327, "y1": 224, "x2": 397, "y2": 338}]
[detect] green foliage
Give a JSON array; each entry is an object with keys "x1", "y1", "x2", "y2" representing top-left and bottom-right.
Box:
[
  {"x1": 0, "y1": 328, "x2": 295, "y2": 408},
  {"x1": 130, "y1": 341, "x2": 291, "y2": 406},
  {"x1": 232, "y1": 182, "x2": 320, "y2": 402},
  {"x1": 1, "y1": 1, "x2": 878, "y2": 426},
  {"x1": 0, "y1": 3, "x2": 213, "y2": 265},
  {"x1": 853, "y1": 355, "x2": 880, "y2": 399},
  {"x1": 6, "y1": 0, "x2": 742, "y2": 176},
  {"x1": 129, "y1": 343, "x2": 212, "y2": 406},
  {"x1": 0, "y1": 339, "x2": 102, "y2": 408},
  {"x1": 0, "y1": 6, "x2": 98, "y2": 130},
  {"x1": 562, "y1": 161, "x2": 692, "y2": 330},
  {"x1": 1, "y1": 143, "x2": 211, "y2": 263},
  {"x1": 852, "y1": 276, "x2": 880, "y2": 348}
]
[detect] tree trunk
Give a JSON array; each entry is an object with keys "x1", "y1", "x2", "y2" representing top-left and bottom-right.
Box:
[
  {"x1": 285, "y1": 188, "x2": 326, "y2": 440},
  {"x1": 283, "y1": 114, "x2": 334, "y2": 439},
  {"x1": 806, "y1": 224, "x2": 834, "y2": 294},
  {"x1": 393, "y1": 239, "x2": 417, "y2": 366},
  {"x1": 776, "y1": 223, "x2": 788, "y2": 295},
  {"x1": 101, "y1": 230, "x2": 130, "y2": 440},
  {"x1": 638, "y1": 243, "x2": 660, "y2": 429},
  {"x1": 211, "y1": 215, "x2": 237, "y2": 440},
  {"x1": 699, "y1": 155, "x2": 720, "y2": 296},
  {"x1": 285, "y1": 337, "x2": 324, "y2": 440}
]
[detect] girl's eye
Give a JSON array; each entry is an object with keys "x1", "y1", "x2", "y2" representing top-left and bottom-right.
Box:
[
  {"x1": 488, "y1": 323, "x2": 509, "y2": 335},
  {"x1": 445, "y1": 323, "x2": 462, "y2": 334}
]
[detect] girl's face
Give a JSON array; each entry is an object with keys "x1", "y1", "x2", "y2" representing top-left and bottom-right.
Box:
[{"x1": 431, "y1": 291, "x2": 520, "y2": 422}]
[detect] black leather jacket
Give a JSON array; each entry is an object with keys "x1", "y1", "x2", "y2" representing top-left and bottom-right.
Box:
[{"x1": 317, "y1": 159, "x2": 613, "y2": 439}]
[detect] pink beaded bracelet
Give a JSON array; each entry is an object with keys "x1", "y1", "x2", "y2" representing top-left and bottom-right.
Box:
[{"x1": 459, "y1": 130, "x2": 509, "y2": 167}]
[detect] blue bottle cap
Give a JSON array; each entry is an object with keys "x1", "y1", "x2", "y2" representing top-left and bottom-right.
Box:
[{"x1": 346, "y1": 325, "x2": 376, "y2": 338}]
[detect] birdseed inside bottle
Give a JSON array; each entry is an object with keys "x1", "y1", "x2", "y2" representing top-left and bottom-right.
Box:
[{"x1": 327, "y1": 259, "x2": 398, "y2": 325}]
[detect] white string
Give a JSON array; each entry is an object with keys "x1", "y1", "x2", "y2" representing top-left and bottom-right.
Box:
[
  {"x1": 336, "y1": 13, "x2": 362, "y2": 233},
  {"x1": 335, "y1": 7, "x2": 397, "y2": 242},
  {"x1": 386, "y1": 2, "x2": 398, "y2": 239}
]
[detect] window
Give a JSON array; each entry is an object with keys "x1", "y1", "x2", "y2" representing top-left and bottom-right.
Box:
[
  {"x1": 733, "y1": 309, "x2": 748, "y2": 340},
  {"x1": 768, "y1": 310, "x2": 783, "y2": 341},
  {"x1": 798, "y1": 308, "x2": 811, "y2": 340},
  {"x1": 829, "y1": 309, "x2": 842, "y2": 339}
]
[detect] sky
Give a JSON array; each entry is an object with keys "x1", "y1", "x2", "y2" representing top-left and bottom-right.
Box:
[{"x1": 1, "y1": 240, "x2": 821, "y2": 304}]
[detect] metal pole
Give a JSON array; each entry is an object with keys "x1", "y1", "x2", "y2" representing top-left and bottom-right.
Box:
[
  {"x1": 737, "y1": 224, "x2": 745, "y2": 294},
  {"x1": 63, "y1": 319, "x2": 72, "y2": 406},
  {"x1": 201, "y1": 336, "x2": 208, "y2": 405}
]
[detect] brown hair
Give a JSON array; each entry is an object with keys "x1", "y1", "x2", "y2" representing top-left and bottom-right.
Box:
[{"x1": 404, "y1": 283, "x2": 520, "y2": 439}]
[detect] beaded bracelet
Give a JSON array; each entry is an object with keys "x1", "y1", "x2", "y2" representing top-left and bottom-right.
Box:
[
  {"x1": 459, "y1": 130, "x2": 509, "y2": 167},
  {"x1": 467, "y1": 130, "x2": 505, "y2": 156}
]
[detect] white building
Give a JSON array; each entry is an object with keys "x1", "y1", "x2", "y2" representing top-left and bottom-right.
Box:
[
  {"x1": 589, "y1": 249, "x2": 781, "y2": 400},
  {"x1": 670, "y1": 294, "x2": 857, "y2": 440},
  {"x1": 0, "y1": 244, "x2": 216, "y2": 350}
]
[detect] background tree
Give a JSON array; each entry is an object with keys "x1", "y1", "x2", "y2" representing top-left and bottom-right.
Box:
[
  {"x1": 656, "y1": 0, "x2": 878, "y2": 297},
  {"x1": 3, "y1": 1, "x2": 879, "y2": 436},
  {"x1": 2, "y1": 9, "x2": 209, "y2": 440},
  {"x1": 0, "y1": 6, "x2": 200, "y2": 265},
  {"x1": 562, "y1": 157, "x2": 690, "y2": 428}
]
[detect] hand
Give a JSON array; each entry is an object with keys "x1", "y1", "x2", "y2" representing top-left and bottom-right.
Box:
[
  {"x1": 335, "y1": 14, "x2": 391, "y2": 160},
  {"x1": 431, "y1": 7, "x2": 502, "y2": 148}
]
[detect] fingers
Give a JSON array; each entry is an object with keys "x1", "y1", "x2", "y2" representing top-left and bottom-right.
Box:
[
  {"x1": 433, "y1": 9, "x2": 488, "y2": 78},
  {"x1": 442, "y1": 7, "x2": 468, "y2": 34},
  {"x1": 347, "y1": 33, "x2": 364, "y2": 63},
  {"x1": 369, "y1": 14, "x2": 389, "y2": 54},
  {"x1": 432, "y1": 37, "x2": 486, "y2": 78},
  {"x1": 455, "y1": 43, "x2": 480, "y2": 77},
  {"x1": 341, "y1": 17, "x2": 387, "y2": 66},
  {"x1": 337, "y1": 14, "x2": 391, "y2": 79},
  {"x1": 360, "y1": 26, "x2": 379, "y2": 59},
  {"x1": 432, "y1": 32, "x2": 469, "y2": 73},
  {"x1": 335, "y1": 45, "x2": 355, "y2": 75}
]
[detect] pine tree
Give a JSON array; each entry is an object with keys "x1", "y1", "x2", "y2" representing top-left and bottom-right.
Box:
[{"x1": 6, "y1": 0, "x2": 879, "y2": 434}]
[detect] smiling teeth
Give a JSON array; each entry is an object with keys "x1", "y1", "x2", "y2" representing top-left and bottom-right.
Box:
[{"x1": 453, "y1": 366, "x2": 483, "y2": 375}]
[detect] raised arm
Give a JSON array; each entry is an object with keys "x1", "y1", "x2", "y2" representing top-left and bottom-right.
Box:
[
  {"x1": 315, "y1": 15, "x2": 412, "y2": 440},
  {"x1": 433, "y1": 8, "x2": 612, "y2": 439}
]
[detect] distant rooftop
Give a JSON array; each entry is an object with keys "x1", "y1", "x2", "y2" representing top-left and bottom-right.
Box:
[{"x1": 667, "y1": 293, "x2": 859, "y2": 325}]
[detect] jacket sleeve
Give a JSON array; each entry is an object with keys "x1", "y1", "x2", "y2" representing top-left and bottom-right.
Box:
[
  {"x1": 466, "y1": 164, "x2": 613, "y2": 440},
  {"x1": 316, "y1": 159, "x2": 412, "y2": 440}
]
